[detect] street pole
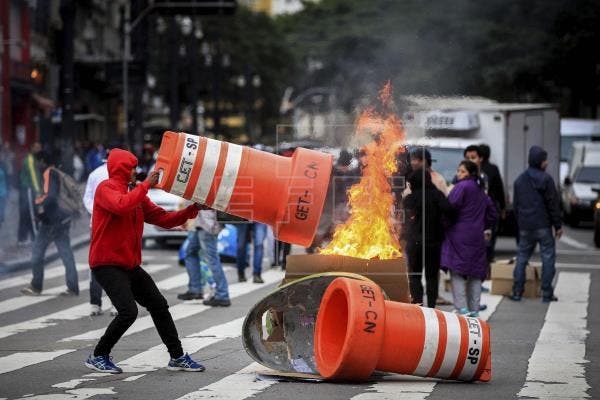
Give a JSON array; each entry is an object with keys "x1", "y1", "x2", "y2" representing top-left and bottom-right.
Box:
[
  {"x1": 59, "y1": 0, "x2": 75, "y2": 175},
  {"x1": 122, "y1": 2, "x2": 131, "y2": 151}
]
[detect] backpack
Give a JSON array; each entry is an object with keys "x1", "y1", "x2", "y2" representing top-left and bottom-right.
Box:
[{"x1": 53, "y1": 167, "x2": 84, "y2": 218}]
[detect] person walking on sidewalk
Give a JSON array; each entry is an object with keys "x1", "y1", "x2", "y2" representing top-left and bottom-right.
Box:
[
  {"x1": 442, "y1": 160, "x2": 497, "y2": 317},
  {"x1": 21, "y1": 151, "x2": 79, "y2": 296},
  {"x1": 17, "y1": 141, "x2": 42, "y2": 245},
  {"x1": 83, "y1": 156, "x2": 116, "y2": 317},
  {"x1": 511, "y1": 145, "x2": 562, "y2": 303},
  {"x1": 85, "y1": 148, "x2": 205, "y2": 374},
  {"x1": 179, "y1": 209, "x2": 231, "y2": 306}
]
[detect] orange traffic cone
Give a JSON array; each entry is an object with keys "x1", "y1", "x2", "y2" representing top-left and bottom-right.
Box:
[
  {"x1": 314, "y1": 277, "x2": 491, "y2": 382},
  {"x1": 153, "y1": 131, "x2": 333, "y2": 246}
]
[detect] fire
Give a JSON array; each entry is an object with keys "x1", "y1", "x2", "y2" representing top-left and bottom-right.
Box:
[{"x1": 320, "y1": 82, "x2": 405, "y2": 260}]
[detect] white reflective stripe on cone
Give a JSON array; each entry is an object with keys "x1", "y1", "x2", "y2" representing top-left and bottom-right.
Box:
[
  {"x1": 413, "y1": 307, "x2": 440, "y2": 376},
  {"x1": 213, "y1": 143, "x2": 243, "y2": 211},
  {"x1": 458, "y1": 317, "x2": 484, "y2": 381},
  {"x1": 192, "y1": 137, "x2": 221, "y2": 204},
  {"x1": 436, "y1": 312, "x2": 461, "y2": 378},
  {"x1": 171, "y1": 133, "x2": 200, "y2": 196}
]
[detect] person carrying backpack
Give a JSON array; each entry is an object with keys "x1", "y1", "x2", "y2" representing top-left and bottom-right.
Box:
[{"x1": 21, "y1": 150, "x2": 79, "y2": 296}]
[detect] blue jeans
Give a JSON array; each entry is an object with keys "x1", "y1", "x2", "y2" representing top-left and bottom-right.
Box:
[
  {"x1": 198, "y1": 229, "x2": 229, "y2": 301},
  {"x1": 236, "y1": 223, "x2": 267, "y2": 275},
  {"x1": 30, "y1": 221, "x2": 79, "y2": 293},
  {"x1": 513, "y1": 228, "x2": 556, "y2": 299},
  {"x1": 184, "y1": 230, "x2": 204, "y2": 295}
]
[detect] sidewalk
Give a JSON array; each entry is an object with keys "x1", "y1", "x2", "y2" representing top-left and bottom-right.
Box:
[{"x1": 0, "y1": 189, "x2": 91, "y2": 274}]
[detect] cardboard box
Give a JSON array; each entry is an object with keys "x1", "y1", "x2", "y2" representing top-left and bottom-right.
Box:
[
  {"x1": 490, "y1": 259, "x2": 542, "y2": 298},
  {"x1": 284, "y1": 254, "x2": 411, "y2": 303}
]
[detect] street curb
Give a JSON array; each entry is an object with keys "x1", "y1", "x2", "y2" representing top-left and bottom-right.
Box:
[{"x1": 0, "y1": 235, "x2": 90, "y2": 275}]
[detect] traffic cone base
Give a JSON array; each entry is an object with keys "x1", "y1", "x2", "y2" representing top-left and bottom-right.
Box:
[
  {"x1": 154, "y1": 131, "x2": 332, "y2": 246},
  {"x1": 314, "y1": 277, "x2": 492, "y2": 382}
]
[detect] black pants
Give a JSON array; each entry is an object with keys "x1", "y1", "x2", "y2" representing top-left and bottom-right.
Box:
[
  {"x1": 407, "y1": 242, "x2": 441, "y2": 308},
  {"x1": 18, "y1": 188, "x2": 35, "y2": 242},
  {"x1": 92, "y1": 266, "x2": 183, "y2": 359}
]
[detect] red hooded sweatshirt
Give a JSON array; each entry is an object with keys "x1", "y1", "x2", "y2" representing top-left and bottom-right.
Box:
[{"x1": 89, "y1": 148, "x2": 198, "y2": 269}]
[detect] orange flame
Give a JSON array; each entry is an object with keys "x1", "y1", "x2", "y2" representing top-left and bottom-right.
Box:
[{"x1": 320, "y1": 82, "x2": 405, "y2": 260}]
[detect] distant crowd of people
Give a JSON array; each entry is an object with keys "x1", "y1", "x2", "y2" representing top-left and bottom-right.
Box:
[{"x1": 316, "y1": 141, "x2": 562, "y2": 316}]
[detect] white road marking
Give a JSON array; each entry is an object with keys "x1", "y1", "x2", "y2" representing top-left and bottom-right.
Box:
[
  {"x1": 518, "y1": 272, "x2": 591, "y2": 399},
  {"x1": 61, "y1": 269, "x2": 283, "y2": 342},
  {"x1": 122, "y1": 374, "x2": 146, "y2": 382},
  {"x1": 0, "y1": 263, "x2": 90, "y2": 291},
  {"x1": 119, "y1": 318, "x2": 244, "y2": 372},
  {"x1": 350, "y1": 292, "x2": 502, "y2": 400},
  {"x1": 52, "y1": 379, "x2": 95, "y2": 389},
  {"x1": 556, "y1": 262, "x2": 600, "y2": 270},
  {"x1": 560, "y1": 235, "x2": 593, "y2": 250},
  {"x1": 0, "y1": 350, "x2": 77, "y2": 375},
  {"x1": 14, "y1": 387, "x2": 116, "y2": 400},
  {"x1": 0, "y1": 265, "x2": 172, "y2": 315},
  {"x1": 0, "y1": 264, "x2": 174, "y2": 340},
  {"x1": 175, "y1": 363, "x2": 276, "y2": 400}
]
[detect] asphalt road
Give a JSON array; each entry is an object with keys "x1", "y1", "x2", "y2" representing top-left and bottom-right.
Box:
[{"x1": 0, "y1": 225, "x2": 598, "y2": 400}]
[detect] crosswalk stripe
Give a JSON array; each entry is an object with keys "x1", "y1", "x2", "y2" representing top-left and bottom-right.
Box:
[
  {"x1": 0, "y1": 264, "x2": 172, "y2": 315},
  {"x1": 0, "y1": 265, "x2": 180, "y2": 340},
  {"x1": 517, "y1": 272, "x2": 591, "y2": 399},
  {"x1": 119, "y1": 317, "x2": 244, "y2": 373},
  {"x1": 350, "y1": 292, "x2": 503, "y2": 400},
  {"x1": 0, "y1": 263, "x2": 90, "y2": 291},
  {"x1": 14, "y1": 387, "x2": 116, "y2": 400},
  {"x1": 0, "y1": 350, "x2": 77, "y2": 375},
  {"x1": 175, "y1": 362, "x2": 276, "y2": 400},
  {"x1": 61, "y1": 269, "x2": 284, "y2": 342}
]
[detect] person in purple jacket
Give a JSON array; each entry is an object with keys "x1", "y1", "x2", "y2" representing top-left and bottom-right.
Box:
[{"x1": 442, "y1": 160, "x2": 497, "y2": 317}]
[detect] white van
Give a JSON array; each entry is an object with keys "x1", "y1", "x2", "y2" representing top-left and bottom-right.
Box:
[
  {"x1": 560, "y1": 118, "x2": 600, "y2": 182},
  {"x1": 561, "y1": 142, "x2": 600, "y2": 226}
]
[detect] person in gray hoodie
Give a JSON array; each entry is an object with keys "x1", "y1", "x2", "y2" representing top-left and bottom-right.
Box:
[{"x1": 511, "y1": 145, "x2": 562, "y2": 302}]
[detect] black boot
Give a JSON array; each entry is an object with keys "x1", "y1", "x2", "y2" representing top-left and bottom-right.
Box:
[
  {"x1": 238, "y1": 271, "x2": 247, "y2": 282},
  {"x1": 253, "y1": 274, "x2": 264, "y2": 284}
]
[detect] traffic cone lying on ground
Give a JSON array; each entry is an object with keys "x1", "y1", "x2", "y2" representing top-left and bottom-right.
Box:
[
  {"x1": 314, "y1": 277, "x2": 492, "y2": 382},
  {"x1": 153, "y1": 131, "x2": 332, "y2": 246}
]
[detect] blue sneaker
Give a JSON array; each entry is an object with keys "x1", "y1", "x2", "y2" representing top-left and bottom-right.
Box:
[
  {"x1": 468, "y1": 310, "x2": 480, "y2": 318},
  {"x1": 85, "y1": 354, "x2": 122, "y2": 374},
  {"x1": 455, "y1": 307, "x2": 469, "y2": 315},
  {"x1": 167, "y1": 353, "x2": 205, "y2": 372}
]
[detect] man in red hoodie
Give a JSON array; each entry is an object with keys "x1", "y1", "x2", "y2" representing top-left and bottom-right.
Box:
[{"x1": 85, "y1": 148, "x2": 204, "y2": 374}]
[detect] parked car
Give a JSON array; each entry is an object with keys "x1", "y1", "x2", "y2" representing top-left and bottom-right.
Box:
[
  {"x1": 142, "y1": 188, "x2": 189, "y2": 247},
  {"x1": 561, "y1": 142, "x2": 600, "y2": 226},
  {"x1": 144, "y1": 187, "x2": 240, "y2": 260}
]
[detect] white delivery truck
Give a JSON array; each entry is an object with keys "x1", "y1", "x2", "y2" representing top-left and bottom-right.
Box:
[{"x1": 400, "y1": 96, "x2": 560, "y2": 235}]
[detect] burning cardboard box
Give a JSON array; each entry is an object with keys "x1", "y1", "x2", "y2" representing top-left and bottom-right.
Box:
[
  {"x1": 281, "y1": 83, "x2": 410, "y2": 303},
  {"x1": 283, "y1": 254, "x2": 410, "y2": 303},
  {"x1": 491, "y1": 259, "x2": 541, "y2": 298}
]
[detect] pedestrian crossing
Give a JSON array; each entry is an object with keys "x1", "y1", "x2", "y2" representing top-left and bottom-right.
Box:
[{"x1": 0, "y1": 257, "x2": 594, "y2": 400}]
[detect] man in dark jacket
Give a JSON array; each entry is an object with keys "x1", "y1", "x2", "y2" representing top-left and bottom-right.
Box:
[
  {"x1": 85, "y1": 148, "x2": 205, "y2": 374},
  {"x1": 403, "y1": 168, "x2": 452, "y2": 308},
  {"x1": 512, "y1": 145, "x2": 562, "y2": 302},
  {"x1": 479, "y1": 144, "x2": 506, "y2": 262},
  {"x1": 21, "y1": 151, "x2": 79, "y2": 296}
]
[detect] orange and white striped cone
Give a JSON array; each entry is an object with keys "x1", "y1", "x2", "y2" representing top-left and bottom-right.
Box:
[
  {"x1": 153, "y1": 131, "x2": 333, "y2": 247},
  {"x1": 314, "y1": 277, "x2": 492, "y2": 382}
]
